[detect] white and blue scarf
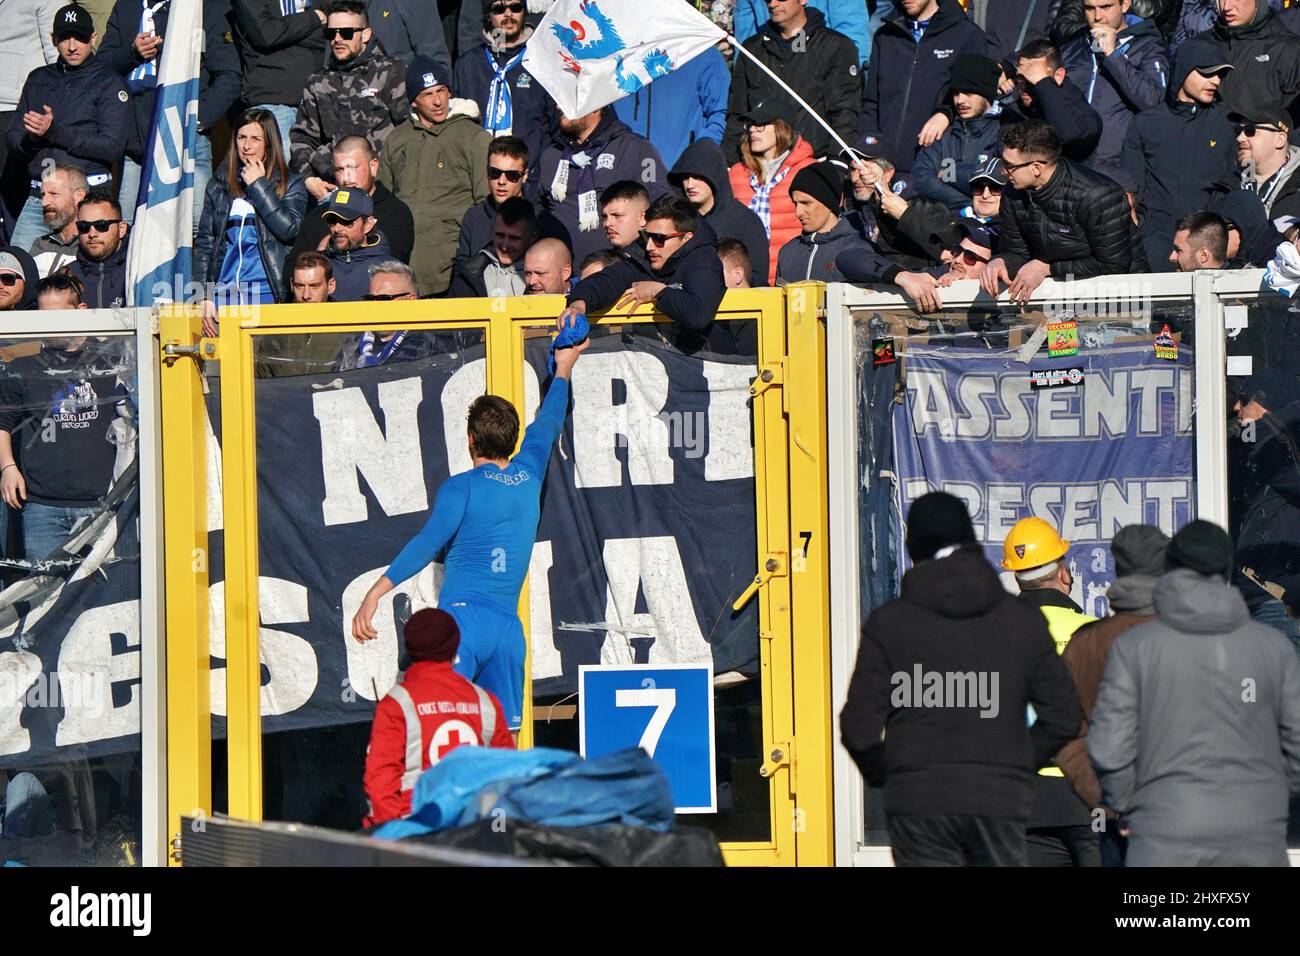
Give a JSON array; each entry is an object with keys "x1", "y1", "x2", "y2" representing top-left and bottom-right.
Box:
[
  {"x1": 484, "y1": 46, "x2": 528, "y2": 136},
  {"x1": 127, "y1": 1, "x2": 170, "y2": 93},
  {"x1": 356, "y1": 330, "x2": 409, "y2": 367}
]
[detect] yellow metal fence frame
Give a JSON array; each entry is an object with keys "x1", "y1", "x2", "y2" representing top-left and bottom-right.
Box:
[{"x1": 160, "y1": 288, "x2": 833, "y2": 865}]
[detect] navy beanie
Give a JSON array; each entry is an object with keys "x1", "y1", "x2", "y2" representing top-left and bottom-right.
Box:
[
  {"x1": 906, "y1": 492, "x2": 977, "y2": 562},
  {"x1": 406, "y1": 56, "x2": 449, "y2": 104}
]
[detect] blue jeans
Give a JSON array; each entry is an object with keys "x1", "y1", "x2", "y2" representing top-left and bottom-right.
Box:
[
  {"x1": 22, "y1": 502, "x2": 100, "y2": 562},
  {"x1": 252, "y1": 104, "x2": 298, "y2": 162},
  {"x1": 2, "y1": 772, "x2": 51, "y2": 839},
  {"x1": 120, "y1": 130, "x2": 213, "y2": 235},
  {"x1": 1251, "y1": 598, "x2": 1300, "y2": 655},
  {"x1": 8, "y1": 194, "x2": 46, "y2": 254}
]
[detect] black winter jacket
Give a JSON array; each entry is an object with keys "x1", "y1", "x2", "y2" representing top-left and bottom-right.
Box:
[
  {"x1": 1194, "y1": 1, "x2": 1300, "y2": 118},
  {"x1": 840, "y1": 546, "x2": 1082, "y2": 820},
  {"x1": 859, "y1": 0, "x2": 988, "y2": 174},
  {"x1": 452, "y1": 34, "x2": 555, "y2": 167},
  {"x1": 1123, "y1": 40, "x2": 1237, "y2": 271},
  {"x1": 293, "y1": 183, "x2": 415, "y2": 264},
  {"x1": 846, "y1": 184, "x2": 947, "y2": 270},
  {"x1": 1232, "y1": 401, "x2": 1300, "y2": 613},
  {"x1": 97, "y1": 0, "x2": 241, "y2": 161},
  {"x1": 969, "y1": 0, "x2": 1059, "y2": 62},
  {"x1": 231, "y1": 0, "x2": 328, "y2": 108},
  {"x1": 325, "y1": 231, "x2": 393, "y2": 302},
  {"x1": 67, "y1": 240, "x2": 129, "y2": 310},
  {"x1": 1211, "y1": 188, "x2": 1283, "y2": 267},
  {"x1": 998, "y1": 159, "x2": 1139, "y2": 279},
  {"x1": 913, "y1": 114, "x2": 1006, "y2": 213},
  {"x1": 194, "y1": 167, "x2": 309, "y2": 303},
  {"x1": 4, "y1": 56, "x2": 131, "y2": 184},
  {"x1": 568, "y1": 220, "x2": 732, "y2": 355},
  {"x1": 368, "y1": 0, "x2": 451, "y2": 70},
  {"x1": 1010, "y1": 75, "x2": 1104, "y2": 164},
  {"x1": 669, "y1": 139, "x2": 771, "y2": 288},
  {"x1": 779, "y1": 216, "x2": 893, "y2": 284},
  {"x1": 1061, "y1": 17, "x2": 1169, "y2": 172},
  {"x1": 724, "y1": 8, "x2": 862, "y2": 163}
]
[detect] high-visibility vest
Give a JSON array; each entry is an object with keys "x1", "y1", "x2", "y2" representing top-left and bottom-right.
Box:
[{"x1": 1033, "y1": 603, "x2": 1096, "y2": 777}]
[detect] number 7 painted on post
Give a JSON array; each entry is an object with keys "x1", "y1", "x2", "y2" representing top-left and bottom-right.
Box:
[{"x1": 613, "y1": 687, "x2": 676, "y2": 757}]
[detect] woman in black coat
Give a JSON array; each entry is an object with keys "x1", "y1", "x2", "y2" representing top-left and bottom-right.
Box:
[{"x1": 194, "y1": 108, "x2": 307, "y2": 335}]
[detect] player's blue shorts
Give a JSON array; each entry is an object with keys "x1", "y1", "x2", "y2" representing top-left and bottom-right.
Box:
[{"x1": 443, "y1": 600, "x2": 526, "y2": 731}]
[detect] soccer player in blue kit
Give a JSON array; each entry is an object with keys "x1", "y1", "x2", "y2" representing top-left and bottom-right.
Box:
[{"x1": 351, "y1": 336, "x2": 589, "y2": 735}]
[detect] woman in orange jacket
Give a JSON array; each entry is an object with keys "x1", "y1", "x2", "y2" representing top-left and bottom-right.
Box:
[{"x1": 728, "y1": 105, "x2": 816, "y2": 286}]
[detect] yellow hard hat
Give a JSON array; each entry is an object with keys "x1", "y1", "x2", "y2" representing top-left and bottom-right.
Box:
[{"x1": 1002, "y1": 517, "x2": 1069, "y2": 571}]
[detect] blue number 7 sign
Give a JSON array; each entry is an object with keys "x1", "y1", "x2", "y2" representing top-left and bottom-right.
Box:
[{"x1": 579, "y1": 663, "x2": 717, "y2": 813}]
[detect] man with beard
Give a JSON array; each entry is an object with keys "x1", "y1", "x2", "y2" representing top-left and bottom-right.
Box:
[{"x1": 27, "y1": 164, "x2": 87, "y2": 276}]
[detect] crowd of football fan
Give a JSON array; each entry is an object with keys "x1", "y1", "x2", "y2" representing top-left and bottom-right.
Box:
[{"x1": 6, "y1": 0, "x2": 1300, "y2": 332}]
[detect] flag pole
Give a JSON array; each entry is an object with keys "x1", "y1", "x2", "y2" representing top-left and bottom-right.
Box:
[{"x1": 726, "y1": 36, "x2": 867, "y2": 169}]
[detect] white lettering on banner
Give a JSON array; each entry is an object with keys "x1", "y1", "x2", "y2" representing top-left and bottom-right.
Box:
[
  {"x1": 340, "y1": 564, "x2": 441, "y2": 701},
  {"x1": 55, "y1": 601, "x2": 141, "y2": 747},
  {"x1": 701, "y1": 361, "x2": 756, "y2": 481},
  {"x1": 571, "y1": 353, "x2": 674, "y2": 488},
  {"x1": 0, "y1": 650, "x2": 42, "y2": 756},
  {"x1": 599, "y1": 536, "x2": 712, "y2": 665},
  {"x1": 315, "y1": 377, "x2": 428, "y2": 525},
  {"x1": 908, "y1": 366, "x2": 1187, "y2": 442},
  {"x1": 441, "y1": 359, "x2": 486, "y2": 475},
  {"x1": 151, "y1": 101, "x2": 198, "y2": 186},
  {"x1": 903, "y1": 477, "x2": 1192, "y2": 543},
  {"x1": 208, "y1": 579, "x2": 318, "y2": 717},
  {"x1": 206, "y1": 406, "x2": 224, "y2": 532},
  {"x1": 528, "y1": 541, "x2": 560, "y2": 680},
  {"x1": 0, "y1": 581, "x2": 66, "y2": 641}
]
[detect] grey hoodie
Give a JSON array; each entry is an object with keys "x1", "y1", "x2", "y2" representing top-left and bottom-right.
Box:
[
  {"x1": 0, "y1": 0, "x2": 58, "y2": 113},
  {"x1": 1089, "y1": 568, "x2": 1300, "y2": 866}
]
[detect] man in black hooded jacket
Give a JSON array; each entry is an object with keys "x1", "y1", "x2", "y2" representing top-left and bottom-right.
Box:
[
  {"x1": 840, "y1": 491, "x2": 1081, "y2": 867},
  {"x1": 723, "y1": 1, "x2": 861, "y2": 162},
  {"x1": 668, "y1": 139, "x2": 770, "y2": 288},
  {"x1": 859, "y1": 0, "x2": 989, "y2": 174},
  {"x1": 1190, "y1": 0, "x2": 1300, "y2": 118},
  {"x1": 0, "y1": 245, "x2": 40, "y2": 312},
  {"x1": 559, "y1": 196, "x2": 733, "y2": 355},
  {"x1": 1123, "y1": 38, "x2": 1237, "y2": 270}
]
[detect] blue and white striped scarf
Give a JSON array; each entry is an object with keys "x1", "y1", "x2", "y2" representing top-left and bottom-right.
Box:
[
  {"x1": 484, "y1": 46, "x2": 528, "y2": 136},
  {"x1": 127, "y1": 1, "x2": 170, "y2": 93},
  {"x1": 747, "y1": 156, "x2": 795, "y2": 236}
]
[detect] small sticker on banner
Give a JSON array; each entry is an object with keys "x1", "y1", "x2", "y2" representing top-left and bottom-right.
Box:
[
  {"x1": 1029, "y1": 367, "x2": 1085, "y2": 389},
  {"x1": 1153, "y1": 324, "x2": 1178, "y2": 361},
  {"x1": 1016, "y1": 323, "x2": 1049, "y2": 364},
  {"x1": 872, "y1": 337, "x2": 896, "y2": 365},
  {"x1": 1227, "y1": 355, "x2": 1253, "y2": 376},
  {"x1": 1046, "y1": 320, "x2": 1079, "y2": 357}
]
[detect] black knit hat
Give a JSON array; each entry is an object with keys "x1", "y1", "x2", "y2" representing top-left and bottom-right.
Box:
[
  {"x1": 789, "y1": 163, "x2": 844, "y2": 214},
  {"x1": 1166, "y1": 520, "x2": 1234, "y2": 578},
  {"x1": 947, "y1": 54, "x2": 1002, "y2": 103},
  {"x1": 1111, "y1": 524, "x2": 1169, "y2": 578},
  {"x1": 906, "y1": 492, "x2": 978, "y2": 562}
]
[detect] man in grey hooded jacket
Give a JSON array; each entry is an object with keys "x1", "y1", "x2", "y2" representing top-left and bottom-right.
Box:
[{"x1": 1089, "y1": 520, "x2": 1300, "y2": 866}]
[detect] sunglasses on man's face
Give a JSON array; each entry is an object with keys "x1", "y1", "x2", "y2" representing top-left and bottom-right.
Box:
[
  {"x1": 324, "y1": 26, "x2": 361, "y2": 40},
  {"x1": 487, "y1": 166, "x2": 524, "y2": 182},
  {"x1": 0, "y1": 274, "x2": 20, "y2": 287},
  {"x1": 363, "y1": 292, "x2": 412, "y2": 301},
  {"x1": 1001, "y1": 159, "x2": 1037, "y2": 173},
  {"x1": 1234, "y1": 123, "x2": 1284, "y2": 138},
  {"x1": 76, "y1": 219, "x2": 121, "y2": 234},
  {"x1": 972, "y1": 181, "x2": 1004, "y2": 195},
  {"x1": 490, "y1": 1, "x2": 525, "y2": 13},
  {"x1": 645, "y1": 231, "x2": 686, "y2": 247},
  {"x1": 952, "y1": 246, "x2": 990, "y2": 266}
]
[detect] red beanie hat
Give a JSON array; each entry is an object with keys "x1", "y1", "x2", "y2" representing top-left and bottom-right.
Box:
[{"x1": 404, "y1": 608, "x2": 460, "y2": 662}]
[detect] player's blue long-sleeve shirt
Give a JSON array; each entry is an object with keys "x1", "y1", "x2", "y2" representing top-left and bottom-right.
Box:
[{"x1": 383, "y1": 378, "x2": 569, "y2": 611}]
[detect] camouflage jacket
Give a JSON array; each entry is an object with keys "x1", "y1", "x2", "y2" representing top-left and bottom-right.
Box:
[{"x1": 290, "y1": 41, "x2": 409, "y2": 180}]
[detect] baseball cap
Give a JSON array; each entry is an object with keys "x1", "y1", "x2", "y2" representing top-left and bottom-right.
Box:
[
  {"x1": 740, "y1": 101, "x2": 782, "y2": 127},
  {"x1": 957, "y1": 219, "x2": 994, "y2": 249},
  {"x1": 1228, "y1": 109, "x2": 1290, "y2": 134},
  {"x1": 322, "y1": 188, "x2": 374, "y2": 223},
  {"x1": 53, "y1": 3, "x2": 95, "y2": 42},
  {"x1": 0, "y1": 251, "x2": 25, "y2": 277},
  {"x1": 970, "y1": 156, "x2": 1007, "y2": 186}
]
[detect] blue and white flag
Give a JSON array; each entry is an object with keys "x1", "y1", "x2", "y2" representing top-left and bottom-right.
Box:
[
  {"x1": 126, "y1": 0, "x2": 201, "y2": 307},
  {"x1": 522, "y1": 0, "x2": 725, "y2": 118}
]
